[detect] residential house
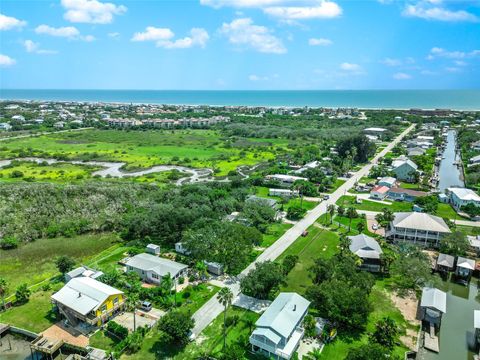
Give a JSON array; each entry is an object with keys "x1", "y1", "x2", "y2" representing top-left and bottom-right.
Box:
[
  {"x1": 435, "y1": 253, "x2": 454, "y2": 276},
  {"x1": 246, "y1": 195, "x2": 278, "y2": 209},
  {"x1": 265, "y1": 174, "x2": 308, "y2": 187},
  {"x1": 446, "y1": 187, "x2": 480, "y2": 210},
  {"x1": 174, "y1": 242, "x2": 190, "y2": 255},
  {"x1": 408, "y1": 147, "x2": 426, "y2": 157},
  {"x1": 472, "y1": 140, "x2": 480, "y2": 151},
  {"x1": 386, "y1": 212, "x2": 451, "y2": 247},
  {"x1": 146, "y1": 243, "x2": 160, "y2": 255},
  {"x1": 378, "y1": 176, "x2": 397, "y2": 188},
  {"x1": 467, "y1": 235, "x2": 480, "y2": 256},
  {"x1": 205, "y1": 261, "x2": 224, "y2": 276},
  {"x1": 420, "y1": 287, "x2": 447, "y2": 328},
  {"x1": 387, "y1": 187, "x2": 428, "y2": 202},
  {"x1": 269, "y1": 189, "x2": 299, "y2": 198},
  {"x1": 51, "y1": 277, "x2": 125, "y2": 327},
  {"x1": 470, "y1": 155, "x2": 480, "y2": 166},
  {"x1": 370, "y1": 185, "x2": 389, "y2": 200},
  {"x1": 363, "y1": 127, "x2": 387, "y2": 138},
  {"x1": 54, "y1": 121, "x2": 65, "y2": 129},
  {"x1": 348, "y1": 234, "x2": 383, "y2": 272},
  {"x1": 0, "y1": 123, "x2": 12, "y2": 131},
  {"x1": 11, "y1": 115, "x2": 25, "y2": 122},
  {"x1": 455, "y1": 257, "x2": 475, "y2": 284},
  {"x1": 391, "y1": 156, "x2": 418, "y2": 182},
  {"x1": 250, "y1": 293, "x2": 310, "y2": 359},
  {"x1": 65, "y1": 266, "x2": 104, "y2": 283},
  {"x1": 125, "y1": 253, "x2": 188, "y2": 285}
]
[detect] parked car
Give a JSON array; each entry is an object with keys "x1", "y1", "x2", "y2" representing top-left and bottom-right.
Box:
[
  {"x1": 372, "y1": 223, "x2": 378, "y2": 230},
  {"x1": 140, "y1": 301, "x2": 152, "y2": 312},
  {"x1": 323, "y1": 195, "x2": 330, "y2": 200},
  {"x1": 302, "y1": 230, "x2": 309, "y2": 237}
]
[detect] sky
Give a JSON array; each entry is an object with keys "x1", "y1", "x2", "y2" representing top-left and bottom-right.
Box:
[{"x1": 0, "y1": 0, "x2": 479, "y2": 90}]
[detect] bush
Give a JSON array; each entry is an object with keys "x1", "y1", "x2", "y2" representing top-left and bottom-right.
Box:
[
  {"x1": 0, "y1": 236, "x2": 19, "y2": 250},
  {"x1": 225, "y1": 314, "x2": 240, "y2": 327},
  {"x1": 107, "y1": 321, "x2": 129, "y2": 340},
  {"x1": 15, "y1": 283, "x2": 31, "y2": 304},
  {"x1": 286, "y1": 205, "x2": 306, "y2": 221},
  {"x1": 282, "y1": 255, "x2": 299, "y2": 275}
]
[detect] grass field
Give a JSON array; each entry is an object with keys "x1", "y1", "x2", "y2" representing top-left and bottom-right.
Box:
[
  {"x1": 261, "y1": 223, "x2": 293, "y2": 248},
  {"x1": 255, "y1": 186, "x2": 317, "y2": 212},
  {"x1": 0, "y1": 129, "x2": 289, "y2": 177},
  {"x1": 0, "y1": 233, "x2": 120, "y2": 295},
  {"x1": 337, "y1": 195, "x2": 413, "y2": 212}
]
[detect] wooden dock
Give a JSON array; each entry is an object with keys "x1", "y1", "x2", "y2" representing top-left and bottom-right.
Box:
[
  {"x1": 424, "y1": 326, "x2": 440, "y2": 353},
  {"x1": 0, "y1": 323, "x2": 10, "y2": 336}
]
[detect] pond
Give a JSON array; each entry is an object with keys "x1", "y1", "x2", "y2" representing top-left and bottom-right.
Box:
[
  {"x1": 0, "y1": 333, "x2": 33, "y2": 360},
  {"x1": 438, "y1": 130, "x2": 465, "y2": 192},
  {"x1": 419, "y1": 280, "x2": 480, "y2": 360}
]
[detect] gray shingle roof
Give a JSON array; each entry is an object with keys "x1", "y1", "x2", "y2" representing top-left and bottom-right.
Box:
[
  {"x1": 421, "y1": 287, "x2": 447, "y2": 313},
  {"x1": 126, "y1": 253, "x2": 188, "y2": 278},
  {"x1": 348, "y1": 234, "x2": 383, "y2": 259},
  {"x1": 255, "y1": 292, "x2": 310, "y2": 339},
  {"x1": 436, "y1": 253, "x2": 454, "y2": 268},
  {"x1": 457, "y1": 257, "x2": 475, "y2": 270}
]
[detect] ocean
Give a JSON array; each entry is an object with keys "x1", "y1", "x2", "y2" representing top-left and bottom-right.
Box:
[{"x1": 0, "y1": 89, "x2": 479, "y2": 110}]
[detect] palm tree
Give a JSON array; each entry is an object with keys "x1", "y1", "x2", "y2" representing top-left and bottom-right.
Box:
[
  {"x1": 327, "y1": 204, "x2": 336, "y2": 225},
  {"x1": 346, "y1": 207, "x2": 357, "y2": 233},
  {"x1": 339, "y1": 235, "x2": 351, "y2": 256},
  {"x1": 306, "y1": 348, "x2": 323, "y2": 360},
  {"x1": 217, "y1": 287, "x2": 234, "y2": 350},
  {"x1": 0, "y1": 277, "x2": 8, "y2": 312},
  {"x1": 195, "y1": 261, "x2": 208, "y2": 282},
  {"x1": 126, "y1": 292, "x2": 139, "y2": 331}
]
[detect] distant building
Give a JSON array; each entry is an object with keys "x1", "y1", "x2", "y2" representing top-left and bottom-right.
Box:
[
  {"x1": 408, "y1": 147, "x2": 426, "y2": 157},
  {"x1": 65, "y1": 266, "x2": 104, "y2": 283},
  {"x1": 455, "y1": 257, "x2": 475, "y2": 284},
  {"x1": 348, "y1": 234, "x2": 383, "y2": 272},
  {"x1": 265, "y1": 174, "x2": 308, "y2": 187},
  {"x1": 0, "y1": 123, "x2": 12, "y2": 131},
  {"x1": 250, "y1": 293, "x2": 310, "y2": 359},
  {"x1": 205, "y1": 261, "x2": 224, "y2": 276},
  {"x1": 51, "y1": 277, "x2": 125, "y2": 327},
  {"x1": 246, "y1": 195, "x2": 278, "y2": 209},
  {"x1": 378, "y1": 176, "x2": 397, "y2": 188},
  {"x1": 146, "y1": 243, "x2": 160, "y2": 255},
  {"x1": 446, "y1": 187, "x2": 480, "y2": 210},
  {"x1": 470, "y1": 155, "x2": 480, "y2": 166},
  {"x1": 435, "y1": 253, "x2": 455, "y2": 275},
  {"x1": 364, "y1": 127, "x2": 387, "y2": 138},
  {"x1": 53, "y1": 121, "x2": 65, "y2": 129},
  {"x1": 125, "y1": 253, "x2": 188, "y2": 285},
  {"x1": 269, "y1": 189, "x2": 298, "y2": 198},
  {"x1": 174, "y1": 242, "x2": 190, "y2": 255},
  {"x1": 386, "y1": 212, "x2": 451, "y2": 247},
  {"x1": 387, "y1": 187, "x2": 428, "y2": 202}
]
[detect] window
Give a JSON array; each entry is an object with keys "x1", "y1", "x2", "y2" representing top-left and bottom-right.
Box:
[
  {"x1": 100, "y1": 304, "x2": 107, "y2": 313},
  {"x1": 152, "y1": 273, "x2": 159, "y2": 279},
  {"x1": 113, "y1": 297, "x2": 118, "y2": 305}
]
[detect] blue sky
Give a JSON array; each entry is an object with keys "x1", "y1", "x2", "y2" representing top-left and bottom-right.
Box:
[{"x1": 0, "y1": 0, "x2": 479, "y2": 90}]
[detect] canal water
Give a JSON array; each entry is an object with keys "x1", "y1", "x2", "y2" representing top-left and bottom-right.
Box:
[
  {"x1": 438, "y1": 130, "x2": 465, "y2": 192},
  {"x1": 0, "y1": 333, "x2": 34, "y2": 360},
  {"x1": 419, "y1": 281, "x2": 479, "y2": 360}
]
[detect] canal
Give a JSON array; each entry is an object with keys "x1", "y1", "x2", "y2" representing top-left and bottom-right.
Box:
[
  {"x1": 419, "y1": 280, "x2": 479, "y2": 360},
  {"x1": 438, "y1": 129, "x2": 465, "y2": 192}
]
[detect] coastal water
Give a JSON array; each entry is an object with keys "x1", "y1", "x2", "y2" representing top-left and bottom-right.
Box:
[
  {"x1": 1, "y1": 89, "x2": 480, "y2": 109},
  {"x1": 419, "y1": 281, "x2": 479, "y2": 360},
  {"x1": 438, "y1": 130, "x2": 465, "y2": 192}
]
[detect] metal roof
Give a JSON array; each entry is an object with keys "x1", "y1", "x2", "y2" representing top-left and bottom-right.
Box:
[
  {"x1": 252, "y1": 328, "x2": 281, "y2": 345},
  {"x1": 126, "y1": 253, "x2": 188, "y2": 278},
  {"x1": 475, "y1": 310, "x2": 480, "y2": 329},
  {"x1": 348, "y1": 234, "x2": 383, "y2": 259},
  {"x1": 392, "y1": 156, "x2": 418, "y2": 171},
  {"x1": 392, "y1": 212, "x2": 451, "y2": 233},
  {"x1": 436, "y1": 253, "x2": 455, "y2": 268},
  {"x1": 51, "y1": 277, "x2": 123, "y2": 316},
  {"x1": 255, "y1": 292, "x2": 310, "y2": 339},
  {"x1": 448, "y1": 187, "x2": 480, "y2": 202},
  {"x1": 457, "y1": 257, "x2": 475, "y2": 270},
  {"x1": 66, "y1": 266, "x2": 87, "y2": 279},
  {"x1": 420, "y1": 287, "x2": 447, "y2": 313}
]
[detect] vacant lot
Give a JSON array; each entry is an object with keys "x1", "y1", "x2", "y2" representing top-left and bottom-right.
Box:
[
  {"x1": 0, "y1": 129, "x2": 288, "y2": 177},
  {"x1": 0, "y1": 233, "x2": 119, "y2": 293}
]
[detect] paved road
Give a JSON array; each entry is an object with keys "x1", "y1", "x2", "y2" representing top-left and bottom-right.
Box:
[{"x1": 191, "y1": 124, "x2": 415, "y2": 336}]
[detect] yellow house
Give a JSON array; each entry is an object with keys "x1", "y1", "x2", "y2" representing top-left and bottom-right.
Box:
[{"x1": 51, "y1": 277, "x2": 125, "y2": 327}]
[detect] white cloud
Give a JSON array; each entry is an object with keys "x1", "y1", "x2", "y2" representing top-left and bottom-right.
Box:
[
  {"x1": 420, "y1": 69, "x2": 436, "y2": 75},
  {"x1": 61, "y1": 0, "x2": 127, "y2": 24},
  {"x1": 220, "y1": 18, "x2": 286, "y2": 54},
  {"x1": 340, "y1": 62, "x2": 361, "y2": 71},
  {"x1": 403, "y1": 2, "x2": 478, "y2": 22},
  {"x1": 132, "y1": 27, "x2": 209, "y2": 49},
  {"x1": 35, "y1": 24, "x2": 94, "y2": 42},
  {"x1": 393, "y1": 72, "x2": 412, "y2": 80},
  {"x1": 264, "y1": 1, "x2": 342, "y2": 20},
  {"x1": 0, "y1": 13, "x2": 27, "y2": 31},
  {"x1": 308, "y1": 37, "x2": 332, "y2": 46},
  {"x1": 380, "y1": 57, "x2": 402, "y2": 66},
  {"x1": 454, "y1": 60, "x2": 467, "y2": 66},
  {"x1": 35, "y1": 24, "x2": 80, "y2": 38},
  {"x1": 428, "y1": 47, "x2": 480, "y2": 60},
  {"x1": 0, "y1": 54, "x2": 16, "y2": 67},
  {"x1": 23, "y1": 40, "x2": 58, "y2": 54},
  {"x1": 249, "y1": 74, "x2": 269, "y2": 81},
  {"x1": 108, "y1": 32, "x2": 120, "y2": 38},
  {"x1": 201, "y1": 0, "x2": 342, "y2": 22},
  {"x1": 445, "y1": 66, "x2": 461, "y2": 73}
]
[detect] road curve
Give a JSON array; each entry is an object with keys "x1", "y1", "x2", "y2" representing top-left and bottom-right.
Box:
[{"x1": 191, "y1": 124, "x2": 415, "y2": 336}]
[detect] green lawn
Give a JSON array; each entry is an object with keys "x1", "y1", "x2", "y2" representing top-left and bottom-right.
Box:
[
  {"x1": 261, "y1": 223, "x2": 293, "y2": 248},
  {"x1": 0, "y1": 129, "x2": 288, "y2": 177},
  {"x1": 327, "y1": 179, "x2": 346, "y2": 193},
  {"x1": 90, "y1": 329, "x2": 120, "y2": 351},
  {"x1": 337, "y1": 195, "x2": 413, "y2": 212},
  {"x1": 435, "y1": 203, "x2": 468, "y2": 220},
  {"x1": 278, "y1": 228, "x2": 339, "y2": 294},
  {"x1": 0, "y1": 233, "x2": 120, "y2": 295},
  {"x1": 255, "y1": 186, "x2": 317, "y2": 212},
  {"x1": 0, "y1": 287, "x2": 61, "y2": 332},
  {"x1": 456, "y1": 225, "x2": 480, "y2": 236}
]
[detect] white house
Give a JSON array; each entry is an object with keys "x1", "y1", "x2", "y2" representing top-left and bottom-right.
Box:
[
  {"x1": 348, "y1": 234, "x2": 383, "y2": 272},
  {"x1": 146, "y1": 243, "x2": 161, "y2": 255},
  {"x1": 250, "y1": 293, "x2": 310, "y2": 359},
  {"x1": 420, "y1": 287, "x2": 447, "y2": 327},
  {"x1": 174, "y1": 242, "x2": 190, "y2": 255},
  {"x1": 391, "y1": 156, "x2": 418, "y2": 182},
  {"x1": 125, "y1": 253, "x2": 188, "y2": 285},
  {"x1": 265, "y1": 174, "x2": 308, "y2": 187},
  {"x1": 447, "y1": 187, "x2": 480, "y2": 210},
  {"x1": 386, "y1": 212, "x2": 451, "y2": 247},
  {"x1": 470, "y1": 155, "x2": 480, "y2": 166},
  {"x1": 364, "y1": 127, "x2": 387, "y2": 138},
  {"x1": 370, "y1": 185, "x2": 389, "y2": 200},
  {"x1": 0, "y1": 123, "x2": 12, "y2": 131},
  {"x1": 378, "y1": 176, "x2": 397, "y2": 188},
  {"x1": 269, "y1": 189, "x2": 299, "y2": 198}
]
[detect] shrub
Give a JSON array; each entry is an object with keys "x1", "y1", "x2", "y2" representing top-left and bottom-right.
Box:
[
  {"x1": 0, "y1": 236, "x2": 19, "y2": 250},
  {"x1": 107, "y1": 321, "x2": 129, "y2": 340}
]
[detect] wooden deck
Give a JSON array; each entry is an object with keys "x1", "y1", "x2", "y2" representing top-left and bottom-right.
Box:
[
  {"x1": 0, "y1": 323, "x2": 10, "y2": 336},
  {"x1": 424, "y1": 326, "x2": 440, "y2": 353}
]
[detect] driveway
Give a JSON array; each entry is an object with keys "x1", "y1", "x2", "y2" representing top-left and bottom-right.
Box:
[
  {"x1": 113, "y1": 309, "x2": 164, "y2": 332},
  {"x1": 190, "y1": 125, "x2": 415, "y2": 336},
  {"x1": 233, "y1": 294, "x2": 271, "y2": 314}
]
